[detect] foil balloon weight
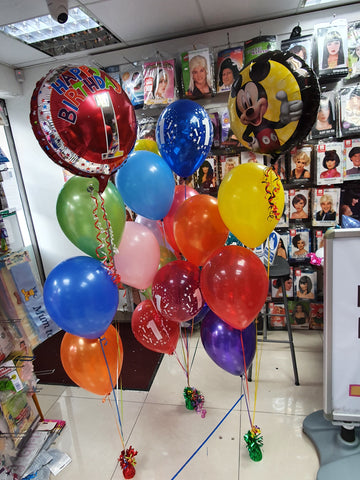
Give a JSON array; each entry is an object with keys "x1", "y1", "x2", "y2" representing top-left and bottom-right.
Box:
[
  {"x1": 30, "y1": 65, "x2": 137, "y2": 192},
  {"x1": 228, "y1": 50, "x2": 320, "y2": 156},
  {"x1": 156, "y1": 99, "x2": 213, "y2": 177}
]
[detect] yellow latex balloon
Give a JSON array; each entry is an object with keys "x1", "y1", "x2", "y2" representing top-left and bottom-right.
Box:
[
  {"x1": 134, "y1": 139, "x2": 160, "y2": 155},
  {"x1": 218, "y1": 163, "x2": 284, "y2": 248}
]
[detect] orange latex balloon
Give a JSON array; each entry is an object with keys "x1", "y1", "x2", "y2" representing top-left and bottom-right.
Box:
[
  {"x1": 60, "y1": 325, "x2": 123, "y2": 396},
  {"x1": 163, "y1": 185, "x2": 198, "y2": 254},
  {"x1": 173, "y1": 194, "x2": 229, "y2": 266}
]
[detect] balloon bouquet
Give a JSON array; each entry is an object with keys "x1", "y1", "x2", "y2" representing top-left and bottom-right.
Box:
[
  {"x1": 30, "y1": 64, "x2": 139, "y2": 478},
  {"x1": 30, "y1": 49, "x2": 320, "y2": 472}
]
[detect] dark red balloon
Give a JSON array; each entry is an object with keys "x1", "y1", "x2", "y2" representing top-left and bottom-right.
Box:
[
  {"x1": 152, "y1": 260, "x2": 203, "y2": 323},
  {"x1": 200, "y1": 246, "x2": 268, "y2": 330},
  {"x1": 131, "y1": 300, "x2": 179, "y2": 354},
  {"x1": 30, "y1": 65, "x2": 137, "y2": 192}
]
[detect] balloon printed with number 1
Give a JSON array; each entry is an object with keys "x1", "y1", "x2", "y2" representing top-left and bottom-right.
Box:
[
  {"x1": 152, "y1": 260, "x2": 203, "y2": 323},
  {"x1": 131, "y1": 299, "x2": 179, "y2": 354},
  {"x1": 30, "y1": 65, "x2": 137, "y2": 193},
  {"x1": 156, "y1": 99, "x2": 214, "y2": 177}
]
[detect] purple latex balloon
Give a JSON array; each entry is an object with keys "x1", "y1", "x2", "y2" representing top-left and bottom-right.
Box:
[
  {"x1": 201, "y1": 310, "x2": 256, "y2": 376},
  {"x1": 135, "y1": 215, "x2": 164, "y2": 244}
]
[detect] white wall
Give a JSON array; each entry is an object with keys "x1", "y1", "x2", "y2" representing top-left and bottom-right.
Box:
[{"x1": 4, "y1": 4, "x2": 360, "y2": 277}]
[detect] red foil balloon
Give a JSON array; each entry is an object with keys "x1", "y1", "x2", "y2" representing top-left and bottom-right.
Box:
[
  {"x1": 163, "y1": 185, "x2": 198, "y2": 253},
  {"x1": 131, "y1": 299, "x2": 179, "y2": 354},
  {"x1": 200, "y1": 246, "x2": 268, "y2": 331},
  {"x1": 152, "y1": 260, "x2": 203, "y2": 323},
  {"x1": 30, "y1": 65, "x2": 137, "y2": 192}
]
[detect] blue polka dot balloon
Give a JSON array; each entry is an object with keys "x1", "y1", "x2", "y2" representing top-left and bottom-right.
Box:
[{"x1": 156, "y1": 99, "x2": 213, "y2": 178}]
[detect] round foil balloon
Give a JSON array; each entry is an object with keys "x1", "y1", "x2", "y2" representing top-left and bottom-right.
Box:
[
  {"x1": 30, "y1": 65, "x2": 137, "y2": 192},
  {"x1": 156, "y1": 99, "x2": 213, "y2": 177},
  {"x1": 228, "y1": 50, "x2": 320, "y2": 156}
]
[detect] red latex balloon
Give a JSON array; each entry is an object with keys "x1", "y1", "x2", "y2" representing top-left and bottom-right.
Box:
[
  {"x1": 131, "y1": 299, "x2": 179, "y2": 354},
  {"x1": 152, "y1": 260, "x2": 203, "y2": 323},
  {"x1": 200, "y1": 246, "x2": 268, "y2": 330},
  {"x1": 60, "y1": 325, "x2": 123, "y2": 396},
  {"x1": 173, "y1": 194, "x2": 229, "y2": 266},
  {"x1": 30, "y1": 65, "x2": 137, "y2": 192},
  {"x1": 163, "y1": 185, "x2": 198, "y2": 253}
]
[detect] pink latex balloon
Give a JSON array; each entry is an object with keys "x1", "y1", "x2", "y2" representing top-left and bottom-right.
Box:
[
  {"x1": 114, "y1": 221, "x2": 160, "y2": 289},
  {"x1": 152, "y1": 260, "x2": 203, "y2": 323},
  {"x1": 163, "y1": 185, "x2": 198, "y2": 253}
]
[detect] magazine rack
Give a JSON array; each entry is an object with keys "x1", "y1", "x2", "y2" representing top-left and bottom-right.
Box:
[{"x1": 249, "y1": 256, "x2": 300, "y2": 385}]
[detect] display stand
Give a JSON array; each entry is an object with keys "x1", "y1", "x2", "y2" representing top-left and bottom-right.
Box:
[{"x1": 303, "y1": 228, "x2": 360, "y2": 478}]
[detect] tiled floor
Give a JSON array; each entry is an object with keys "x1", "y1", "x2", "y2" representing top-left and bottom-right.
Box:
[{"x1": 35, "y1": 328, "x2": 323, "y2": 479}]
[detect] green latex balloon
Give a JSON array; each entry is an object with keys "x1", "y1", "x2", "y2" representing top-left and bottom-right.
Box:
[{"x1": 56, "y1": 176, "x2": 126, "y2": 260}]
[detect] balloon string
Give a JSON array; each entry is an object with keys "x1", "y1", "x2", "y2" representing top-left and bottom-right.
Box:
[
  {"x1": 174, "y1": 349, "x2": 188, "y2": 377},
  {"x1": 263, "y1": 167, "x2": 282, "y2": 221},
  {"x1": 90, "y1": 192, "x2": 108, "y2": 263},
  {"x1": 240, "y1": 331, "x2": 250, "y2": 409},
  {"x1": 105, "y1": 396, "x2": 125, "y2": 450},
  {"x1": 99, "y1": 336, "x2": 124, "y2": 439},
  {"x1": 242, "y1": 375, "x2": 253, "y2": 429},
  {"x1": 252, "y1": 315, "x2": 263, "y2": 427},
  {"x1": 99, "y1": 193, "x2": 123, "y2": 287}
]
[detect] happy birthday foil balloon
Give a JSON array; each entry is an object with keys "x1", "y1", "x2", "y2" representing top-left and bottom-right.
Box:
[{"x1": 30, "y1": 65, "x2": 137, "y2": 192}]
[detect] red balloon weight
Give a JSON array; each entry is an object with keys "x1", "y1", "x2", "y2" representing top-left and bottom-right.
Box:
[
  {"x1": 200, "y1": 246, "x2": 268, "y2": 330},
  {"x1": 60, "y1": 325, "x2": 123, "y2": 396},
  {"x1": 131, "y1": 299, "x2": 179, "y2": 354},
  {"x1": 30, "y1": 65, "x2": 137, "y2": 192},
  {"x1": 173, "y1": 194, "x2": 229, "y2": 266},
  {"x1": 163, "y1": 185, "x2": 198, "y2": 253},
  {"x1": 152, "y1": 260, "x2": 203, "y2": 323}
]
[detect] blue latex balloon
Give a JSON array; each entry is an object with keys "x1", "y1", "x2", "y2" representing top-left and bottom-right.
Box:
[
  {"x1": 156, "y1": 99, "x2": 214, "y2": 177},
  {"x1": 341, "y1": 214, "x2": 360, "y2": 228},
  {"x1": 115, "y1": 150, "x2": 175, "y2": 220},
  {"x1": 44, "y1": 256, "x2": 119, "y2": 339},
  {"x1": 201, "y1": 310, "x2": 256, "y2": 376}
]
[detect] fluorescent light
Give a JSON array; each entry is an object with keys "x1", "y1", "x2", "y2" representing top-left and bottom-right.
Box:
[
  {"x1": 301, "y1": 0, "x2": 341, "y2": 7},
  {"x1": 0, "y1": 7, "x2": 120, "y2": 56}
]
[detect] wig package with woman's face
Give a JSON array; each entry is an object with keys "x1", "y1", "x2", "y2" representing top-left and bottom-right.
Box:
[
  {"x1": 180, "y1": 47, "x2": 215, "y2": 99},
  {"x1": 142, "y1": 58, "x2": 177, "y2": 107},
  {"x1": 313, "y1": 19, "x2": 348, "y2": 79}
]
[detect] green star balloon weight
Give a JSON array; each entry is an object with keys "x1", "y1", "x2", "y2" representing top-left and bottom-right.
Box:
[
  {"x1": 244, "y1": 425, "x2": 263, "y2": 462},
  {"x1": 56, "y1": 175, "x2": 126, "y2": 260}
]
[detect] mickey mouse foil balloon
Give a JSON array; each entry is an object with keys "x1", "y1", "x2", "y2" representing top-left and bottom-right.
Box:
[
  {"x1": 228, "y1": 50, "x2": 320, "y2": 157},
  {"x1": 30, "y1": 65, "x2": 137, "y2": 193}
]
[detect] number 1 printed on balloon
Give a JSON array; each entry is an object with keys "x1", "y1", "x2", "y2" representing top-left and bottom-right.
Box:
[{"x1": 94, "y1": 92, "x2": 124, "y2": 160}]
